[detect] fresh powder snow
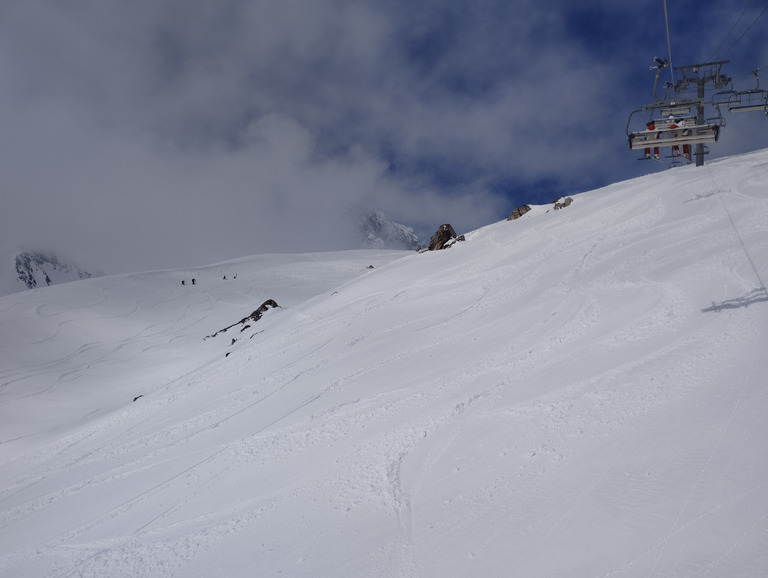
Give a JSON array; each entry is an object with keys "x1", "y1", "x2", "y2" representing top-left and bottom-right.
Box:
[{"x1": 1, "y1": 151, "x2": 767, "y2": 577}]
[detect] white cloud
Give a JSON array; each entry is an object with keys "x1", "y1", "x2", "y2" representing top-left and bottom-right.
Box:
[{"x1": 1, "y1": 0, "x2": 766, "y2": 272}]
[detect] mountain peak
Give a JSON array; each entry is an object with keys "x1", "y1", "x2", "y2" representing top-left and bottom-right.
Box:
[
  {"x1": 358, "y1": 208, "x2": 422, "y2": 250},
  {"x1": 0, "y1": 244, "x2": 97, "y2": 295}
]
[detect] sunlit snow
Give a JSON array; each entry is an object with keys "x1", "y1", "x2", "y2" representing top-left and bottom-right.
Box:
[{"x1": 1, "y1": 151, "x2": 768, "y2": 577}]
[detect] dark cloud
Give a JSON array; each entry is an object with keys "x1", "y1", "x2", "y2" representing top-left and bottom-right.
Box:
[{"x1": 1, "y1": 0, "x2": 766, "y2": 273}]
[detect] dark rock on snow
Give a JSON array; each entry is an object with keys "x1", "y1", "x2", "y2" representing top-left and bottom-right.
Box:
[
  {"x1": 428, "y1": 224, "x2": 458, "y2": 251},
  {"x1": 507, "y1": 205, "x2": 531, "y2": 221},
  {"x1": 205, "y1": 299, "x2": 280, "y2": 340}
]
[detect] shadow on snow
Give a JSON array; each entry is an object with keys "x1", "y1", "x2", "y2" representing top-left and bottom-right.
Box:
[{"x1": 701, "y1": 287, "x2": 768, "y2": 312}]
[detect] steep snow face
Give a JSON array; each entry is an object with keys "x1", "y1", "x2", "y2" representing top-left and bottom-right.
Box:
[
  {"x1": 0, "y1": 244, "x2": 96, "y2": 296},
  {"x1": 1, "y1": 152, "x2": 768, "y2": 577},
  {"x1": 359, "y1": 209, "x2": 422, "y2": 250}
]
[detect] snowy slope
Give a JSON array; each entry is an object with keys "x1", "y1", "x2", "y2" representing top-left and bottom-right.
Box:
[{"x1": 1, "y1": 151, "x2": 768, "y2": 577}]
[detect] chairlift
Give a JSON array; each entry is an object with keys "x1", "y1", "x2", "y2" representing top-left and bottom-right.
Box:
[
  {"x1": 714, "y1": 70, "x2": 768, "y2": 113},
  {"x1": 728, "y1": 70, "x2": 768, "y2": 113},
  {"x1": 705, "y1": 99, "x2": 727, "y2": 128},
  {"x1": 627, "y1": 58, "x2": 723, "y2": 159},
  {"x1": 728, "y1": 92, "x2": 768, "y2": 112},
  {"x1": 626, "y1": 99, "x2": 720, "y2": 153}
]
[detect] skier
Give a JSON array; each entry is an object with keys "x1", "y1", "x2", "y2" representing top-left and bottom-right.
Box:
[
  {"x1": 668, "y1": 117, "x2": 691, "y2": 161},
  {"x1": 644, "y1": 121, "x2": 660, "y2": 160}
]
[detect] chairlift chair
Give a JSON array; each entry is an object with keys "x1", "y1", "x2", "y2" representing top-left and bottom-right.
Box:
[
  {"x1": 727, "y1": 90, "x2": 768, "y2": 113},
  {"x1": 626, "y1": 99, "x2": 720, "y2": 152},
  {"x1": 724, "y1": 70, "x2": 767, "y2": 113}
]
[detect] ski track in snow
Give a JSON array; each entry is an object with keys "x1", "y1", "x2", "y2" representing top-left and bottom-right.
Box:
[{"x1": 2, "y1": 154, "x2": 768, "y2": 576}]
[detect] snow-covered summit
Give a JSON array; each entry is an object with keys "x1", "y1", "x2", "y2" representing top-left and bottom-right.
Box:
[
  {"x1": 1, "y1": 151, "x2": 767, "y2": 576},
  {"x1": 0, "y1": 242, "x2": 97, "y2": 296},
  {"x1": 358, "y1": 208, "x2": 422, "y2": 250}
]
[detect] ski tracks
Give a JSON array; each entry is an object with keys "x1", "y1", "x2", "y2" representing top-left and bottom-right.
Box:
[{"x1": 644, "y1": 324, "x2": 768, "y2": 576}]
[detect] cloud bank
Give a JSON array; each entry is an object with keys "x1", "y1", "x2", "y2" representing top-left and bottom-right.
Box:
[{"x1": 1, "y1": 0, "x2": 766, "y2": 272}]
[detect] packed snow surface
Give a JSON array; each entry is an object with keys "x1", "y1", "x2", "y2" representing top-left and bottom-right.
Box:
[{"x1": 2, "y1": 151, "x2": 768, "y2": 577}]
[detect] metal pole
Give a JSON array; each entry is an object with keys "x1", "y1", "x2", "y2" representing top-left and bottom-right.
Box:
[{"x1": 696, "y1": 78, "x2": 705, "y2": 167}]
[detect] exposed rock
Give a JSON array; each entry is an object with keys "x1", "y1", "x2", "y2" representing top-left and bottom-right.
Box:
[
  {"x1": 14, "y1": 251, "x2": 93, "y2": 290},
  {"x1": 205, "y1": 299, "x2": 280, "y2": 340},
  {"x1": 428, "y1": 224, "x2": 457, "y2": 251},
  {"x1": 554, "y1": 197, "x2": 573, "y2": 210},
  {"x1": 507, "y1": 205, "x2": 531, "y2": 221}
]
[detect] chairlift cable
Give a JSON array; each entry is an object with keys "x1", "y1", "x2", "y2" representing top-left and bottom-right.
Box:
[
  {"x1": 726, "y1": 66, "x2": 762, "y2": 81},
  {"x1": 662, "y1": 0, "x2": 675, "y2": 85},
  {"x1": 708, "y1": 1, "x2": 768, "y2": 62},
  {"x1": 706, "y1": 0, "x2": 755, "y2": 62}
]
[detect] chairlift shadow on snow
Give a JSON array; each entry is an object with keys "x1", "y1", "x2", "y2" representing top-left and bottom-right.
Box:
[
  {"x1": 683, "y1": 191, "x2": 718, "y2": 203},
  {"x1": 701, "y1": 287, "x2": 768, "y2": 312}
]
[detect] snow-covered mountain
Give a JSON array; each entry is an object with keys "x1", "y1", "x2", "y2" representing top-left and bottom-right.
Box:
[
  {"x1": 1, "y1": 151, "x2": 768, "y2": 577},
  {"x1": 358, "y1": 208, "x2": 422, "y2": 250},
  {"x1": 0, "y1": 243, "x2": 97, "y2": 296}
]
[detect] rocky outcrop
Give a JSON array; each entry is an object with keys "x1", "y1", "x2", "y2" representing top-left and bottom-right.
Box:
[
  {"x1": 14, "y1": 251, "x2": 93, "y2": 290},
  {"x1": 428, "y1": 224, "x2": 458, "y2": 251},
  {"x1": 204, "y1": 299, "x2": 280, "y2": 340},
  {"x1": 507, "y1": 205, "x2": 531, "y2": 221},
  {"x1": 506, "y1": 197, "x2": 573, "y2": 223}
]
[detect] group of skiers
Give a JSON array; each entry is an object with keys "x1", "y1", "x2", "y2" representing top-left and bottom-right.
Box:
[
  {"x1": 181, "y1": 274, "x2": 237, "y2": 286},
  {"x1": 643, "y1": 115, "x2": 691, "y2": 161}
]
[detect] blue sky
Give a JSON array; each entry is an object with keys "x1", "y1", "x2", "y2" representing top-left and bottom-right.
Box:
[{"x1": 1, "y1": 0, "x2": 767, "y2": 272}]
